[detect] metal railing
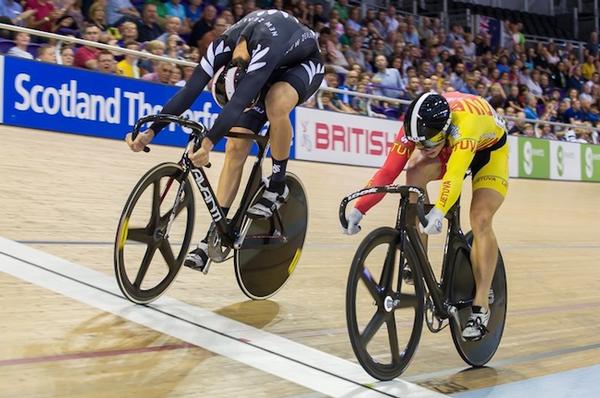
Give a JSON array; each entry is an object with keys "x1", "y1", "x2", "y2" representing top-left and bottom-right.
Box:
[
  {"x1": 1, "y1": 22, "x2": 598, "y2": 140},
  {"x1": 0, "y1": 23, "x2": 196, "y2": 68}
]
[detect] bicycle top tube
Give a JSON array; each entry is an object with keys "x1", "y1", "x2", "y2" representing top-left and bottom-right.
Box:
[{"x1": 339, "y1": 185, "x2": 429, "y2": 229}]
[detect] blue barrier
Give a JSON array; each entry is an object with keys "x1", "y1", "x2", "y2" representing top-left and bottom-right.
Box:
[{"x1": 0, "y1": 55, "x2": 296, "y2": 158}]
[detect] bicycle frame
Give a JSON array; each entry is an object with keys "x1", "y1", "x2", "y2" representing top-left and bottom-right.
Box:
[
  {"x1": 340, "y1": 185, "x2": 471, "y2": 321},
  {"x1": 132, "y1": 114, "x2": 270, "y2": 248}
]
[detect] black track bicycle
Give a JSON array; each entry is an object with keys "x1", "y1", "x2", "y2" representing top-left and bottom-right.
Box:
[
  {"x1": 339, "y1": 185, "x2": 507, "y2": 380},
  {"x1": 114, "y1": 114, "x2": 308, "y2": 304}
]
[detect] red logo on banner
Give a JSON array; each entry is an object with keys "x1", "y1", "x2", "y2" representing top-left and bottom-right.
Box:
[{"x1": 314, "y1": 122, "x2": 395, "y2": 156}]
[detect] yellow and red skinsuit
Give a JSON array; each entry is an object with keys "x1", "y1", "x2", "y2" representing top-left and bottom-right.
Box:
[{"x1": 355, "y1": 91, "x2": 507, "y2": 215}]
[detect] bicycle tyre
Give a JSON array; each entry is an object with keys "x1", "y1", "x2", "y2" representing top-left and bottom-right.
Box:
[
  {"x1": 234, "y1": 172, "x2": 308, "y2": 300},
  {"x1": 346, "y1": 227, "x2": 425, "y2": 380},
  {"x1": 114, "y1": 162, "x2": 195, "y2": 304},
  {"x1": 449, "y1": 231, "x2": 507, "y2": 367}
]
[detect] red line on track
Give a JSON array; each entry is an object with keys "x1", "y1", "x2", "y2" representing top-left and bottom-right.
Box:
[{"x1": 0, "y1": 342, "x2": 197, "y2": 367}]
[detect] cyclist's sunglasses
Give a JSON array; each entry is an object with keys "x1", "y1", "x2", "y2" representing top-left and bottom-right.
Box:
[{"x1": 414, "y1": 130, "x2": 446, "y2": 149}]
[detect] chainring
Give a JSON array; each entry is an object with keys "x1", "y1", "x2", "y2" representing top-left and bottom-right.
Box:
[{"x1": 207, "y1": 223, "x2": 232, "y2": 262}]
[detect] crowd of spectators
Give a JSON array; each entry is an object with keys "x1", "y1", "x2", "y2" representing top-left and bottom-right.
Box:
[{"x1": 0, "y1": 0, "x2": 599, "y2": 143}]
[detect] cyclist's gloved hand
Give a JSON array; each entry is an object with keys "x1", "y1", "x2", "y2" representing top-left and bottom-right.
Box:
[
  {"x1": 126, "y1": 129, "x2": 155, "y2": 152},
  {"x1": 343, "y1": 208, "x2": 363, "y2": 235},
  {"x1": 187, "y1": 137, "x2": 214, "y2": 167},
  {"x1": 420, "y1": 207, "x2": 443, "y2": 235}
]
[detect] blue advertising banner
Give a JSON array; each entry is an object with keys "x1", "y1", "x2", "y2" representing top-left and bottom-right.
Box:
[{"x1": 1, "y1": 55, "x2": 296, "y2": 158}]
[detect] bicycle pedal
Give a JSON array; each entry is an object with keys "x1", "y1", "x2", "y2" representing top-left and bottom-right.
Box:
[{"x1": 183, "y1": 259, "x2": 211, "y2": 274}]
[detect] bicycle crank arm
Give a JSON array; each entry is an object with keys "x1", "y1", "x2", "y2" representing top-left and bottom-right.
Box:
[{"x1": 447, "y1": 305, "x2": 468, "y2": 342}]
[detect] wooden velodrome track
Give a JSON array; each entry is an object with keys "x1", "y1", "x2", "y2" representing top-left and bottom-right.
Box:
[{"x1": 1, "y1": 123, "x2": 599, "y2": 397}]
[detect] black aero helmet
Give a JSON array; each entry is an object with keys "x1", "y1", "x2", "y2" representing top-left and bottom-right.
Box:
[
  {"x1": 211, "y1": 60, "x2": 259, "y2": 110},
  {"x1": 404, "y1": 92, "x2": 451, "y2": 145}
]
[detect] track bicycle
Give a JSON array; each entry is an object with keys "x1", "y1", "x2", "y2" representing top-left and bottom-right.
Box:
[
  {"x1": 339, "y1": 185, "x2": 507, "y2": 380},
  {"x1": 114, "y1": 114, "x2": 308, "y2": 303}
]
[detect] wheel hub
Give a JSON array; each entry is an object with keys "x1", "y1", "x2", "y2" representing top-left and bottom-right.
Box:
[{"x1": 383, "y1": 296, "x2": 396, "y2": 312}]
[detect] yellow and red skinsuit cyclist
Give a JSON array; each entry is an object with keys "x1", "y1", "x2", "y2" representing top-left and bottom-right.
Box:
[{"x1": 355, "y1": 91, "x2": 508, "y2": 215}]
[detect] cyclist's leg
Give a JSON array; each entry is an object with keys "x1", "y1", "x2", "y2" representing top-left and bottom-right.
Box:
[
  {"x1": 464, "y1": 143, "x2": 508, "y2": 338},
  {"x1": 216, "y1": 128, "x2": 254, "y2": 208},
  {"x1": 248, "y1": 55, "x2": 324, "y2": 218},
  {"x1": 186, "y1": 109, "x2": 267, "y2": 268}
]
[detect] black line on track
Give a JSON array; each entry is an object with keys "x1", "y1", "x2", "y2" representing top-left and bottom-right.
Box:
[{"x1": 0, "y1": 250, "x2": 402, "y2": 398}]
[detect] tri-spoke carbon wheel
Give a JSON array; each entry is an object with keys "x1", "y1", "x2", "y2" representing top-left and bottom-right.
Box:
[
  {"x1": 346, "y1": 227, "x2": 425, "y2": 380},
  {"x1": 114, "y1": 162, "x2": 195, "y2": 304}
]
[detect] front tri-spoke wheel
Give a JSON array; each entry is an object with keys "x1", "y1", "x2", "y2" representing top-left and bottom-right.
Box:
[
  {"x1": 346, "y1": 227, "x2": 425, "y2": 380},
  {"x1": 114, "y1": 162, "x2": 195, "y2": 304}
]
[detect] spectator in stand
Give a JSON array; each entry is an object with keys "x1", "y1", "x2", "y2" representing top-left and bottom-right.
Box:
[
  {"x1": 523, "y1": 94, "x2": 539, "y2": 120},
  {"x1": 555, "y1": 99, "x2": 571, "y2": 123},
  {"x1": 568, "y1": 65, "x2": 586, "y2": 92},
  {"x1": 97, "y1": 50, "x2": 116, "y2": 73},
  {"x1": 319, "y1": 27, "x2": 349, "y2": 70},
  {"x1": 106, "y1": 0, "x2": 140, "y2": 26},
  {"x1": 384, "y1": 5, "x2": 398, "y2": 35},
  {"x1": 581, "y1": 98, "x2": 600, "y2": 123},
  {"x1": 404, "y1": 76, "x2": 422, "y2": 100},
  {"x1": 450, "y1": 62, "x2": 467, "y2": 92},
  {"x1": 371, "y1": 54, "x2": 403, "y2": 98},
  {"x1": 7, "y1": 32, "x2": 33, "y2": 59},
  {"x1": 36, "y1": 43, "x2": 56, "y2": 62},
  {"x1": 186, "y1": 0, "x2": 204, "y2": 25},
  {"x1": 565, "y1": 99, "x2": 585, "y2": 123},
  {"x1": 332, "y1": 0, "x2": 349, "y2": 22},
  {"x1": 196, "y1": 16, "x2": 227, "y2": 58},
  {"x1": 460, "y1": 73, "x2": 478, "y2": 95},
  {"x1": 346, "y1": 6, "x2": 361, "y2": 34},
  {"x1": 74, "y1": 24, "x2": 101, "y2": 69},
  {"x1": 53, "y1": 14, "x2": 80, "y2": 36},
  {"x1": 1, "y1": 0, "x2": 37, "y2": 26},
  {"x1": 509, "y1": 111, "x2": 526, "y2": 135},
  {"x1": 586, "y1": 31, "x2": 599, "y2": 57},
  {"x1": 142, "y1": 60, "x2": 172, "y2": 83},
  {"x1": 580, "y1": 83, "x2": 594, "y2": 103},
  {"x1": 487, "y1": 82, "x2": 507, "y2": 109},
  {"x1": 538, "y1": 123, "x2": 558, "y2": 140},
  {"x1": 116, "y1": 40, "x2": 140, "y2": 77},
  {"x1": 506, "y1": 84, "x2": 523, "y2": 111},
  {"x1": 165, "y1": 33, "x2": 188, "y2": 59},
  {"x1": 157, "y1": 16, "x2": 183, "y2": 44},
  {"x1": 342, "y1": 69, "x2": 359, "y2": 98},
  {"x1": 117, "y1": 20, "x2": 138, "y2": 46},
  {"x1": 344, "y1": 36, "x2": 367, "y2": 71},
  {"x1": 522, "y1": 122, "x2": 535, "y2": 137},
  {"x1": 582, "y1": 55, "x2": 596, "y2": 81},
  {"x1": 231, "y1": 2, "x2": 244, "y2": 22},
  {"x1": 164, "y1": 0, "x2": 186, "y2": 24},
  {"x1": 138, "y1": 39, "x2": 164, "y2": 73},
  {"x1": 328, "y1": 12, "x2": 345, "y2": 38},
  {"x1": 25, "y1": 0, "x2": 62, "y2": 32},
  {"x1": 169, "y1": 64, "x2": 183, "y2": 85},
  {"x1": 551, "y1": 61, "x2": 569, "y2": 89},
  {"x1": 244, "y1": 0, "x2": 257, "y2": 14},
  {"x1": 310, "y1": 2, "x2": 328, "y2": 26},
  {"x1": 189, "y1": 4, "x2": 216, "y2": 47},
  {"x1": 59, "y1": 44, "x2": 75, "y2": 65},
  {"x1": 87, "y1": 2, "x2": 109, "y2": 34},
  {"x1": 136, "y1": 3, "x2": 163, "y2": 43}
]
